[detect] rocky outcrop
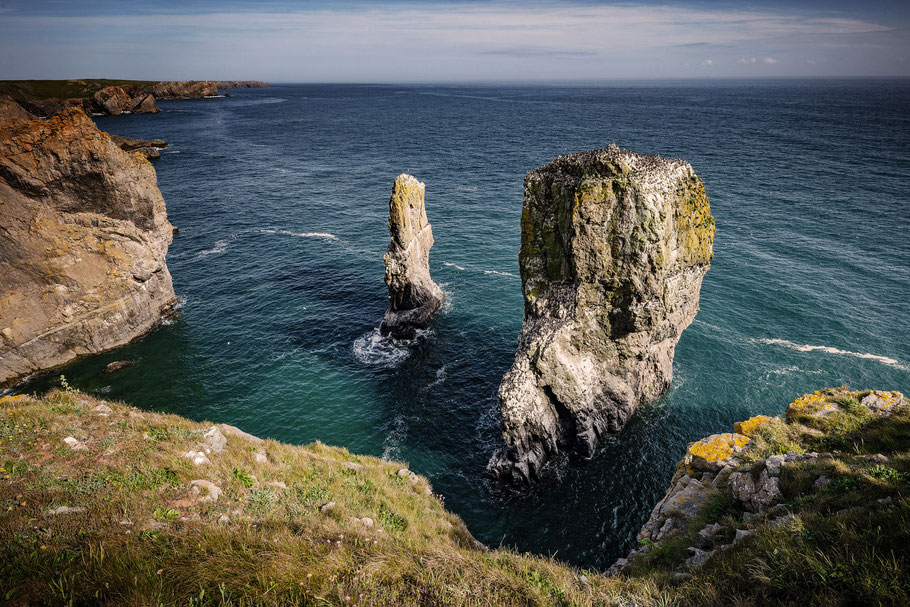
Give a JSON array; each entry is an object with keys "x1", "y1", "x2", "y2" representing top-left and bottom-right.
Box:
[
  {"x1": 380, "y1": 174, "x2": 444, "y2": 339},
  {"x1": 214, "y1": 81, "x2": 269, "y2": 90},
  {"x1": 0, "y1": 108, "x2": 177, "y2": 386},
  {"x1": 611, "y1": 387, "x2": 906, "y2": 576},
  {"x1": 490, "y1": 145, "x2": 715, "y2": 483},
  {"x1": 0, "y1": 94, "x2": 35, "y2": 123},
  {"x1": 148, "y1": 81, "x2": 218, "y2": 99},
  {"x1": 90, "y1": 86, "x2": 160, "y2": 116},
  {"x1": 109, "y1": 134, "x2": 168, "y2": 159}
]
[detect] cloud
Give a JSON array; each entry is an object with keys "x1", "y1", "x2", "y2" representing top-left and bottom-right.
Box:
[{"x1": 0, "y1": 2, "x2": 904, "y2": 80}]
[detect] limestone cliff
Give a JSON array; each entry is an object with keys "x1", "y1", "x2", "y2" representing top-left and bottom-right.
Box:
[
  {"x1": 148, "y1": 81, "x2": 218, "y2": 99},
  {"x1": 380, "y1": 174, "x2": 444, "y2": 339},
  {"x1": 214, "y1": 81, "x2": 269, "y2": 90},
  {"x1": 490, "y1": 145, "x2": 715, "y2": 483},
  {"x1": 0, "y1": 108, "x2": 177, "y2": 386}
]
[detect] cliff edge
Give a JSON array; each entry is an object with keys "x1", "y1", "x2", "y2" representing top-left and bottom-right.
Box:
[
  {"x1": 0, "y1": 108, "x2": 177, "y2": 386},
  {"x1": 380, "y1": 174, "x2": 444, "y2": 339},
  {"x1": 491, "y1": 145, "x2": 715, "y2": 483}
]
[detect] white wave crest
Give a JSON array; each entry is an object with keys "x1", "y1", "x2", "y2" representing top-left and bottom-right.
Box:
[
  {"x1": 196, "y1": 239, "x2": 229, "y2": 259},
  {"x1": 483, "y1": 269, "x2": 519, "y2": 278},
  {"x1": 760, "y1": 338, "x2": 909, "y2": 371},
  {"x1": 443, "y1": 262, "x2": 466, "y2": 271},
  {"x1": 353, "y1": 328, "x2": 412, "y2": 368}
]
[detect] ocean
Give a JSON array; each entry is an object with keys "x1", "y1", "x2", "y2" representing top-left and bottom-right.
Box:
[{"x1": 14, "y1": 80, "x2": 910, "y2": 569}]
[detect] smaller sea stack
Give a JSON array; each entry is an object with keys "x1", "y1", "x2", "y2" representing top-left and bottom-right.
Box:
[{"x1": 380, "y1": 174, "x2": 444, "y2": 339}]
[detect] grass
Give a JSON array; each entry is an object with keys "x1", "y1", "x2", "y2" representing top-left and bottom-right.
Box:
[{"x1": 1, "y1": 388, "x2": 907, "y2": 606}]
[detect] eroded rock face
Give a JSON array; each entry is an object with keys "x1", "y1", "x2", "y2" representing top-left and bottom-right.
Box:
[
  {"x1": 490, "y1": 145, "x2": 715, "y2": 483},
  {"x1": 148, "y1": 81, "x2": 218, "y2": 99},
  {"x1": 380, "y1": 174, "x2": 444, "y2": 339},
  {"x1": 0, "y1": 109, "x2": 177, "y2": 385}
]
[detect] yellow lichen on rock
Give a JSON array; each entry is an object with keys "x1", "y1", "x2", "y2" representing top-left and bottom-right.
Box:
[
  {"x1": 785, "y1": 391, "x2": 833, "y2": 420},
  {"x1": 683, "y1": 432, "x2": 750, "y2": 473},
  {"x1": 733, "y1": 415, "x2": 774, "y2": 437}
]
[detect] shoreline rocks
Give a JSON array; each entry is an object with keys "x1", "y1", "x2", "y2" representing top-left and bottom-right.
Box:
[
  {"x1": 380, "y1": 174, "x2": 444, "y2": 339},
  {"x1": 0, "y1": 108, "x2": 177, "y2": 386},
  {"x1": 490, "y1": 145, "x2": 715, "y2": 483}
]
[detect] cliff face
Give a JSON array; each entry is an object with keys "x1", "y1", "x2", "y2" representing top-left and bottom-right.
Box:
[
  {"x1": 0, "y1": 109, "x2": 176, "y2": 386},
  {"x1": 490, "y1": 145, "x2": 715, "y2": 483},
  {"x1": 214, "y1": 81, "x2": 269, "y2": 90},
  {"x1": 148, "y1": 81, "x2": 218, "y2": 99},
  {"x1": 380, "y1": 174, "x2": 444, "y2": 339}
]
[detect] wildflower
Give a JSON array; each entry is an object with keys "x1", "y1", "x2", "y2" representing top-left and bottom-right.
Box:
[
  {"x1": 156, "y1": 569, "x2": 163, "y2": 575},
  {"x1": 307, "y1": 573, "x2": 312, "y2": 578},
  {"x1": 40, "y1": 545, "x2": 47, "y2": 550}
]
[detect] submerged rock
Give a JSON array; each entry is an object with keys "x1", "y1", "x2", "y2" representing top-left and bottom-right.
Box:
[
  {"x1": 380, "y1": 174, "x2": 444, "y2": 339},
  {"x1": 0, "y1": 109, "x2": 177, "y2": 386},
  {"x1": 490, "y1": 145, "x2": 715, "y2": 482},
  {"x1": 109, "y1": 134, "x2": 168, "y2": 159}
]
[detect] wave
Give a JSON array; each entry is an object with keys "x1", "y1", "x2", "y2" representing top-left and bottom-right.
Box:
[
  {"x1": 759, "y1": 338, "x2": 909, "y2": 371},
  {"x1": 352, "y1": 327, "x2": 413, "y2": 368},
  {"x1": 483, "y1": 269, "x2": 519, "y2": 278},
  {"x1": 423, "y1": 365, "x2": 448, "y2": 391},
  {"x1": 443, "y1": 262, "x2": 466, "y2": 271},
  {"x1": 196, "y1": 239, "x2": 229, "y2": 258}
]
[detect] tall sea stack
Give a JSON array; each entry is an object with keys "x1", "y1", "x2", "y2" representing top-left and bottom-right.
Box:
[
  {"x1": 0, "y1": 108, "x2": 177, "y2": 386},
  {"x1": 380, "y1": 174, "x2": 444, "y2": 339},
  {"x1": 489, "y1": 145, "x2": 715, "y2": 483}
]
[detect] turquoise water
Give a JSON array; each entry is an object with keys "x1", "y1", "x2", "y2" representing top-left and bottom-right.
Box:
[{"x1": 13, "y1": 81, "x2": 910, "y2": 568}]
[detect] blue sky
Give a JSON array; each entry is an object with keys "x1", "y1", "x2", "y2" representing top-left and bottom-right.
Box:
[{"x1": 1, "y1": 1, "x2": 908, "y2": 81}]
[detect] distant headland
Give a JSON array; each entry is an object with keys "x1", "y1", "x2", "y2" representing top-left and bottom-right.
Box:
[{"x1": 0, "y1": 79, "x2": 268, "y2": 117}]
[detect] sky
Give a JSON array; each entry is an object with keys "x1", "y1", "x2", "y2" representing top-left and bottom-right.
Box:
[{"x1": 1, "y1": 0, "x2": 908, "y2": 82}]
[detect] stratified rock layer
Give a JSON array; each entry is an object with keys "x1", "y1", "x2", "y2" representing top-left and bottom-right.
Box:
[
  {"x1": 490, "y1": 145, "x2": 715, "y2": 483},
  {"x1": 0, "y1": 108, "x2": 177, "y2": 385},
  {"x1": 380, "y1": 174, "x2": 443, "y2": 339}
]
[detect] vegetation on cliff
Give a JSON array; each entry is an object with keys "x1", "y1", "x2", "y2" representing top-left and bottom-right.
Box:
[{"x1": 1, "y1": 386, "x2": 907, "y2": 606}]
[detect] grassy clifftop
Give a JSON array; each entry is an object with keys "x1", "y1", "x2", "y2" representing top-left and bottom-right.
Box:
[
  {"x1": 0, "y1": 79, "x2": 158, "y2": 101},
  {"x1": 1, "y1": 386, "x2": 908, "y2": 606}
]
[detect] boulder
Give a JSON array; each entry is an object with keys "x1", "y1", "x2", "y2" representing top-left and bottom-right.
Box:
[
  {"x1": 490, "y1": 145, "x2": 714, "y2": 482},
  {"x1": 91, "y1": 86, "x2": 132, "y2": 115}
]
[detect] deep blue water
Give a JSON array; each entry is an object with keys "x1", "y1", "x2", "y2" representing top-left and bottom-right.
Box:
[{"x1": 12, "y1": 81, "x2": 910, "y2": 569}]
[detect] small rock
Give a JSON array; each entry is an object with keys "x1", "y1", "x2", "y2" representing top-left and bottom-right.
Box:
[
  {"x1": 103, "y1": 360, "x2": 133, "y2": 374},
  {"x1": 63, "y1": 436, "x2": 87, "y2": 451},
  {"x1": 320, "y1": 501, "x2": 336, "y2": 513},
  {"x1": 768, "y1": 513, "x2": 795, "y2": 527},
  {"x1": 859, "y1": 454, "x2": 889, "y2": 463},
  {"x1": 733, "y1": 529, "x2": 753, "y2": 544},
  {"x1": 189, "y1": 480, "x2": 222, "y2": 503},
  {"x1": 217, "y1": 514, "x2": 231, "y2": 524},
  {"x1": 184, "y1": 449, "x2": 211, "y2": 466},
  {"x1": 656, "y1": 518, "x2": 676, "y2": 541},
  {"x1": 605, "y1": 558, "x2": 628, "y2": 576},
  {"x1": 685, "y1": 547, "x2": 715, "y2": 568},
  {"x1": 48, "y1": 506, "x2": 86, "y2": 515},
  {"x1": 397, "y1": 468, "x2": 419, "y2": 483},
  {"x1": 742, "y1": 511, "x2": 754, "y2": 522},
  {"x1": 352, "y1": 516, "x2": 374, "y2": 527},
  {"x1": 878, "y1": 496, "x2": 893, "y2": 506},
  {"x1": 265, "y1": 481, "x2": 287, "y2": 490},
  {"x1": 813, "y1": 476, "x2": 831, "y2": 490},
  {"x1": 254, "y1": 450, "x2": 268, "y2": 463},
  {"x1": 201, "y1": 426, "x2": 227, "y2": 454},
  {"x1": 179, "y1": 513, "x2": 201, "y2": 522},
  {"x1": 697, "y1": 522, "x2": 722, "y2": 543},
  {"x1": 343, "y1": 462, "x2": 364, "y2": 471},
  {"x1": 93, "y1": 404, "x2": 113, "y2": 416},
  {"x1": 219, "y1": 424, "x2": 264, "y2": 445},
  {"x1": 128, "y1": 411, "x2": 144, "y2": 419}
]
